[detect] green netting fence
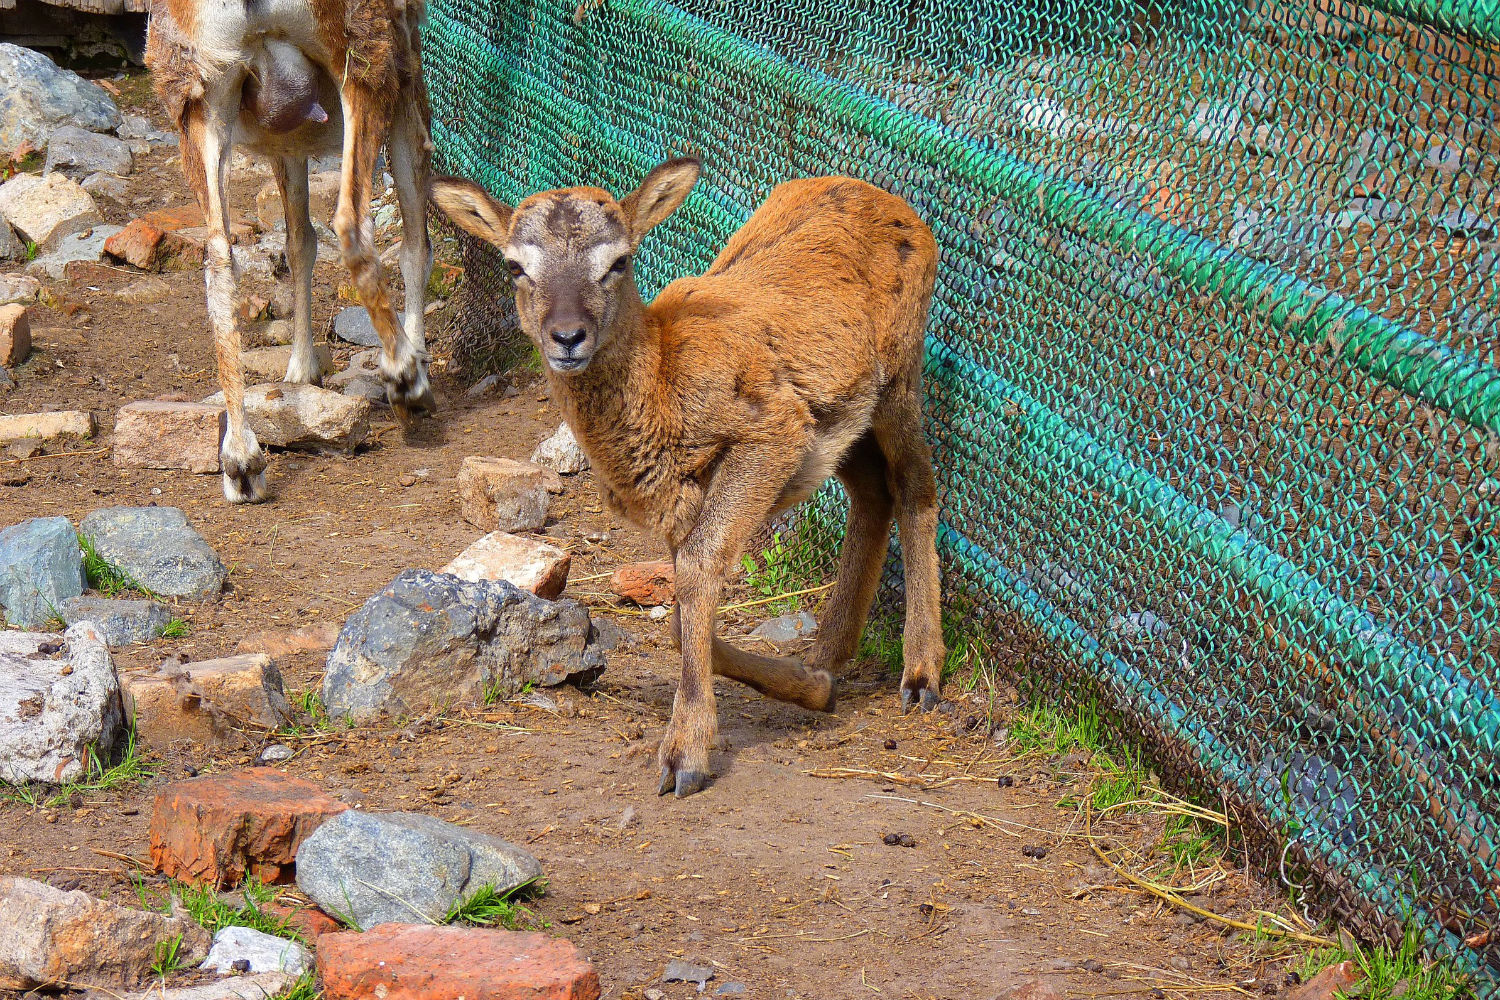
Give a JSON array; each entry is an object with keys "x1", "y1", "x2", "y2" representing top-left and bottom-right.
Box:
[{"x1": 424, "y1": 0, "x2": 1500, "y2": 984}]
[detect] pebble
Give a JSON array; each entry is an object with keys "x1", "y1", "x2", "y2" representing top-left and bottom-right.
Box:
[
  {"x1": 715, "y1": 984, "x2": 748, "y2": 996},
  {"x1": 258, "y1": 744, "x2": 294, "y2": 763},
  {"x1": 883, "y1": 739, "x2": 897, "y2": 750},
  {"x1": 662, "y1": 959, "x2": 715, "y2": 985}
]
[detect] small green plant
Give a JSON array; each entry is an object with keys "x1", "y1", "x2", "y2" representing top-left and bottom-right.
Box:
[
  {"x1": 1298, "y1": 923, "x2": 1472, "y2": 1000},
  {"x1": 854, "y1": 609, "x2": 990, "y2": 685},
  {"x1": 1159, "y1": 813, "x2": 1225, "y2": 870},
  {"x1": 78, "y1": 534, "x2": 153, "y2": 598},
  {"x1": 151, "y1": 934, "x2": 186, "y2": 977},
  {"x1": 2, "y1": 726, "x2": 154, "y2": 807},
  {"x1": 1008, "y1": 700, "x2": 1107, "y2": 757},
  {"x1": 167, "y1": 877, "x2": 303, "y2": 941},
  {"x1": 740, "y1": 532, "x2": 806, "y2": 614},
  {"x1": 159, "y1": 618, "x2": 190, "y2": 638},
  {"x1": 445, "y1": 880, "x2": 542, "y2": 929},
  {"x1": 1088, "y1": 746, "x2": 1146, "y2": 811},
  {"x1": 274, "y1": 690, "x2": 333, "y2": 737},
  {"x1": 22, "y1": 240, "x2": 38, "y2": 263},
  {"x1": 273, "y1": 973, "x2": 322, "y2": 1000}
]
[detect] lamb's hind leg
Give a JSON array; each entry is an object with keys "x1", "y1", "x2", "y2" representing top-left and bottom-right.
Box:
[
  {"x1": 805, "y1": 433, "x2": 895, "y2": 675},
  {"x1": 332, "y1": 84, "x2": 433, "y2": 421},
  {"x1": 668, "y1": 609, "x2": 835, "y2": 712},
  {"x1": 873, "y1": 392, "x2": 944, "y2": 712},
  {"x1": 273, "y1": 154, "x2": 321, "y2": 385},
  {"x1": 191, "y1": 94, "x2": 268, "y2": 503}
]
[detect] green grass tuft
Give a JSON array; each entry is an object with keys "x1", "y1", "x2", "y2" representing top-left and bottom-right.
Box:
[
  {"x1": 445, "y1": 880, "x2": 542, "y2": 929},
  {"x1": 78, "y1": 533, "x2": 155, "y2": 598},
  {"x1": 273, "y1": 689, "x2": 335, "y2": 737},
  {"x1": 151, "y1": 934, "x2": 186, "y2": 977},
  {"x1": 159, "y1": 618, "x2": 189, "y2": 638},
  {"x1": 1298, "y1": 923, "x2": 1473, "y2": 1000},
  {"x1": 273, "y1": 973, "x2": 322, "y2": 1000},
  {"x1": 740, "y1": 532, "x2": 807, "y2": 614},
  {"x1": 168, "y1": 877, "x2": 306, "y2": 941},
  {"x1": 1, "y1": 726, "x2": 154, "y2": 808}
]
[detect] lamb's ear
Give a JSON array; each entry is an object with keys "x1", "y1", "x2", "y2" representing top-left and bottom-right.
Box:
[
  {"x1": 619, "y1": 157, "x2": 701, "y2": 245},
  {"x1": 430, "y1": 177, "x2": 514, "y2": 245}
]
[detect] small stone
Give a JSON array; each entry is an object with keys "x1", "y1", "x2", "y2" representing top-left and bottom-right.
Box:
[
  {"x1": 0, "y1": 875, "x2": 208, "y2": 990},
  {"x1": 315, "y1": 924, "x2": 600, "y2": 1000},
  {"x1": 0, "y1": 172, "x2": 104, "y2": 251},
  {"x1": 662, "y1": 959, "x2": 715, "y2": 985},
  {"x1": 1432, "y1": 207, "x2": 1495, "y2": 240},
  {"x1": 1082, "y1": 958, "x2": 1104, "y2": 972},
  {"x1": 118, "y1": 972, "x2": 292, "y2": 1000},
  {"x1": 259, "y1": 744, "x2": 294, "y2": 763},
  {"x1": 112, "y1": 401, "x2": 224, "y2": 474},
  {"x1": 58, "y1": 596, "x2": 170, "y2": 646},
  {"x1": 997, "y1": 979, "x2": 1066, "y2": 1000},
  {"x1": 0, "y1": 303, "x2": 29, "y2": 366},
  {"x1": 609, "y1": 560, "x2": 674, "y2": 606},
  {"x1": 79, "y1": 507, "x2": 226, "y2": 600},
  {"x1": 322, "y1": 569, "x2": 602, "y2": 720},
  {"x1": 883, "y1": 738, "x2": 897, "y2": 750},
  {"x1": 456, "y1": 455, "x2": 554, "y2": 531},
  {"x1": 330, "y1": 305, "x2": 381, "y2": 347},
  {"x1": 43, "y1": 125, "x2": 133, "y2": 179},
  {"x1": 0, "y1": 273, "x2": 40, "y2": 306},
  {"x1": 114, "y1": 275, "x2": 172, "y2": 304},
  {"x1": 296, "y1": 811, "x2": 543, "y2": 929},
  {"x1": 200, "y1": 925, "x2": 311, "y2": 977},
  {"x1": 149, "y1": 768, "x2": 347, "y2": 886},
  {"x1": 323, "y1": 348, "x2": 380, "y2": 390},
  {"x1": 531, "y1": 422, "x2": 589, "y2": 474},
  {"x1": 1169, "y1": 956, "x2": 1191, "y2": 971},
  {"x1": 441, "y1": 531, "x2": 571, "y2": 600},
  {"x1": 466, "y1": 373, "x2": 500, "y2": 397},
  {"x1": 341, "y1": 374, "x2": 386, "y2": 405},
  {"x1": 201, "y1": 383, "x2": 370, "y2": 452},
  {"x1": 0, "y1": 516, "x2": 84, "y2": 628},
  {"x1": 715, "y1": 984, "x2": 748, "y2": 996},
  {"x1": 0, "y1": 623, "x2": 122, "y2": 783},
  {"x1": 750, "y1": 610, "x2": 818, "y2": 643},
  {"x1": 81, "y1": 172, "x2": 130, "y2": 204},
  {"x1": 233, "y1": 621, "x2": 340, "y2": 658},
  {"x1": 238, "y1": 345, "x2": 334, "y2": 383}
]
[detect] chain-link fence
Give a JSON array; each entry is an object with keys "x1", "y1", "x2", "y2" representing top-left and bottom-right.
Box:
[{"x1": 425, "y1": 0, "x2": 1500, "y2": 983}]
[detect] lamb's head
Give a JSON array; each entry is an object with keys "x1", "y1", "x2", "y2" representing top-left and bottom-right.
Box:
[{"x1": 431, "y1": 158, "x2": 701, "y2": 375}]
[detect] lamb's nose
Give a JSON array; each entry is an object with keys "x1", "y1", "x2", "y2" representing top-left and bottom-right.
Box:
[{"x1": 551, "y1": 327, "x2": 587, "y2": 351}]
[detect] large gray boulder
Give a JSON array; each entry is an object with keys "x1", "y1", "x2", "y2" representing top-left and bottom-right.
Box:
[
  {"x1": 43, "y1": 125, "x2": 133, "y2": 179},
  {"x1": 0, "y1": 44, "x2": 121, "y2": 157},
  {"x1": 58, "y1": 596, "x2": 170, "y2": 646},
  {"x1": 77, "y1": 507, "x2": 226, "y2": 600},
  {"x1": 0, "y1": 623, "x2": 124, "y2": 784},
  {"x1": 321, "y1": 569, "x2": 605, "y2": 721},
  {"x1": 0, "y1": 516, "x2": 84, "y2": 628},
  {"x1": 295, "y1": 810, "x2": 543, "y2": 929}
]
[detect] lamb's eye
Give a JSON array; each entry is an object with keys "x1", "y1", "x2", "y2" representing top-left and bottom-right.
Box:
[
  {"x1": 605, "y1": 255, "x2": 629, "y2": 279},
  {"x1": 506, "y1": 259, "x2": 526, "y2": 279}
]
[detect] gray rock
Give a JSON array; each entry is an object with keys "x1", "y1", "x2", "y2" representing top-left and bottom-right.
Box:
[
  {"x1": 201, "y1": 382, "x2": 371, "y2": 452},
  {"x1": 321, "y1": 568, "x2": 605, "y2": 722},
  {"x1": 0, "y1": 273, "x2": 40, "y2": 306},
  {"x1": 467, "y1": 373, "x2": 500, "y2": 397},
  {"x1": 258, "y1": 743, "x2": 293, "y2": 763},
  {"x1": 331, "y1": 306, "x2": 381, "y2": 347},
  {"x1": 750, "y1": 610, "x2": 818, "y2": 643},
  {"x1": 1425, "y1": 142, "x2": 1469, "y2": 174},
  {"x1": 26, "y1": 224, "x2": 123, "y2": 280},
  {"x1": 341, "y1": 374, "x2": 387, "y2": 406},
  {"x1": 43, "y1": 126, "x2": 132, "y2": 179},
  {"x1": 0, "y1": 516, "x2": 84, "y2": 628},
  {"x1": 0, "y1": 622, "x2": 124, "y2": 784},
  {"x1": 0, "y1": 44, "x2": 121, "y2": 157},
  {"x1": 715, "y1": 984, "x2": 748, "y2": 996},
  {"x1": 1432, "y1": 207, "x2": 1495, "y2": 240},
  {"x1": 0, "y1": 216, "x2": 20, "y2": 262},
  {"x1": 531, "y1": 422, "x2": 589, "y2": 474},
  {"x1": 80, "y1": 172, "x2": 129, "y2": 204},
  {"x1": 115, "y1": 113, "x2": 176, "y2": 148},
  {"x1": 324, "y1": 348, "x2": 380, "y2": 389},
  {"x1": 1187, "y1": 102, "x2": 1241, "y2": 145},
  {"x1": 58, "y1": 596, "x2": 170, "y2": 646},
  {"x1": 295, "y1": 809, "x2": 543, "y2": 929},
  {"x1": 199, "y1": 926, "x2": 310, "y2": 977},
  {"x1": 662, "y1": 959, "x2": 715, "y2": 985},
  {"x1": 120, "y1": 973, "x2": 290, "y2": 1000},
  {"x1": 77, "y1": 507, "x2": 226, "y2": 601}
]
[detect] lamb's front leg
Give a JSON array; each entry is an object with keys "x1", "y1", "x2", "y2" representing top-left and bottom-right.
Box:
[
  {"x1": 273, "y1": 154, "x2": 321, "y2": 385},
  {"x1": 658, "y1": 443, "x2": 806, "y2": 798}
]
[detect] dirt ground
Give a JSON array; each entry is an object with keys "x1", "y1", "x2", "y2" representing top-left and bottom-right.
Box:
[{"x1": 0, "y1": 74, "x2": 1310, "y2": 1000}]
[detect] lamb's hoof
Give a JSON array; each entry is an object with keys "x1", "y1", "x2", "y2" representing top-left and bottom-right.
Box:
[
  {"x1": 385, "y1": 363, "x2": 436, "y2": 425},
  {"x1": 900, "y1": 686, "x2": 940, "y2": 714},
  {"x1": 659, "y1": 765, "x2": 712, "y2": 798},
  {"x1": 221, "y1": 454, "x2": 269, "y2": 504},
  {"x1": 283, "y1": 354, "x2": 323, "y2": 386},
  {"x1": 814, "y1": 670, "x2": 838, "y2": 713}
]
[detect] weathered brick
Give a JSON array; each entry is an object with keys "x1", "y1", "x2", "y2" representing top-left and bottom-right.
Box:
[
  {"x1": 317, "y1": 925, "x2": 600, "y2": 1000},
  {"x1": 441, "y1": 531, "x2": 570, "y2": 600},
  {"x1": 149, "y1": 769, "x2": 346, "y2": 887},
  {"x1": 609, "y1": 560, "x2": 674, "y2": 606},
  {"x1": 112, "y1": 400, "x2": 224, "y2": 474},
  {"x1": 0, "y1": 303, "x2": 30, "y2": 366},
  {"x1": 456, "y1": 455, "x2": 555, "y2": 531}
]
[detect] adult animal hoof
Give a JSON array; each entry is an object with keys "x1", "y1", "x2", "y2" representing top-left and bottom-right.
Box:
[{"x1": 660, "y1": 766, "x2": 712, "y2": 798}]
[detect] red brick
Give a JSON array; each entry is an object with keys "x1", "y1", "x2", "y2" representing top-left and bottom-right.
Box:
[
  {"x1": 104, "y1": 216, "x2": 204, "y2": 272},
  {"x1": 149, "y1": 768, "x2": 346, "y2": 887},
  {"x1": 317, "y1": 925, "x2": 600, "y2": 1000},
  {"x1": 263, "y1": 902, "x2": 342, "y2": 941},
  {"x1": 235, "y1": 621, "x2": 341, "y2": 658},
  {"x1": 609, "y1": 560, "x2": 674, "y2": 606}
]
